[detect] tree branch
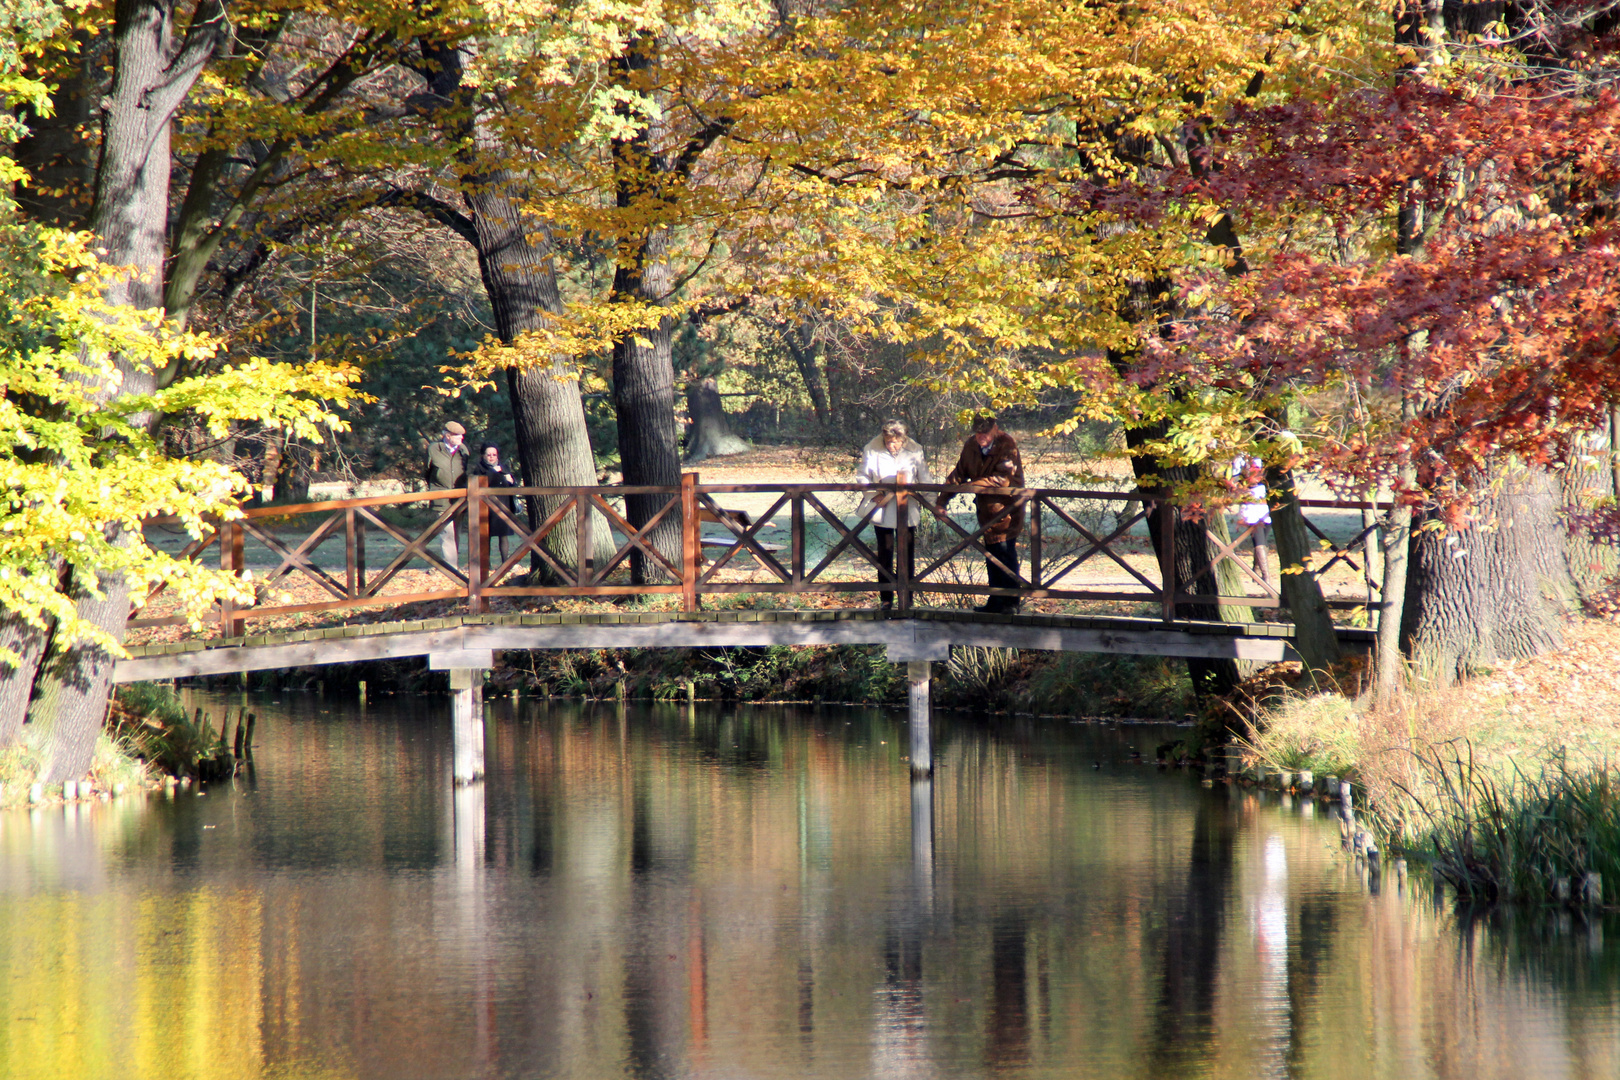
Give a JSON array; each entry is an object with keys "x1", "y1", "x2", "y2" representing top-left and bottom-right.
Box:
[
  {"x1": 376, "y1": 187, "x2": 479, "y2": 246},
  {"x1": 142, "y1": 0, "x2": 232, "y2": 122}
]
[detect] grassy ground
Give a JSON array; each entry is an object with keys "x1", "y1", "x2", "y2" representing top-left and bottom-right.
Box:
[{"x1": 1241, "y1": 617, "x2": 1620, "y2": 905}]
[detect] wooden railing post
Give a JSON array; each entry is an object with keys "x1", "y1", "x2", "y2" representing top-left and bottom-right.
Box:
[
  {"x1": 1029, "y1": 494, "x2": 1043, "y2": 590},
  {"x1": 467, "y1": 475, "x2": 487, "y2": 614},
  {"x1": 681, "y1": 472, "x2": 699, "y2": 611},
  {"x1": 219, "y1": 519, "x2": 244, "y2": 638},
  {"x1": 790, "y1": 491, "x2": 805, "y2": 588},
  {"x1": 575, "y1": 490, "x2": 590, "y2": 586},
  {"x1": 896, "y1": 479, "x2": 911, "y2": 612},
  {"x1": 355, "y1": 510, "x2": 367, "y2": 595},
  {"x1": 1158, "y1": 499, "x2": 1177, "y2": 624},
  {"x1": 345, "y1": 508, "x2": 361, "y2": 598}
]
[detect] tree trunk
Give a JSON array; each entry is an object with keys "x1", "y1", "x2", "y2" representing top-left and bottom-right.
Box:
[
  {"x1": 612, "y1": 288, "x2": 684, "y2": 581},
  {"x1": 415, "y1": 42, "x2": 607, "y2": 575},
  {"x1": 1375, "y1": 477, "x2": 1416, "y2": 701},
  {"x1": 160, "y1": 16, "x2": 287, "y2": 341},
  {"x1": 1123, "y1": 424, "x2": 1241, "y2": 703},
  {"x1": 28, "y1": 564, "x2": 131, "y2": 783},
  {"x1": 684, "y1": 378, "x2": 750, "y2": 463},
  {"x1": 783, "y1": 326, "x2": 830, "y2": 426},
  {"x1": 464, "y1": 184, "x2": 606, "y2": 573},
  {"x1": 1559, "y1": 428, "x2": 1618, "y2": 603},
  {"x1": 1401, "y1": 465, "x2": 1572, "y2": 683},
  {"x1": 608, "y1": 35, "x2": 686, "y2": 581},
  {"x1": 1265, "y1": 466, "x2": 1342, "y2": 677},
  {"x1": 12, "y1": 0, "x2": 229, "y2": 779},
  {"x1": 0, "y1": 615, "x2": 46, "y2": 749}
]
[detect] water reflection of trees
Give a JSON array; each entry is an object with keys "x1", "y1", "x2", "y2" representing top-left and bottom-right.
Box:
[{"x1": 2, "y1": 700, "x2": 1619, "y2": 1079}]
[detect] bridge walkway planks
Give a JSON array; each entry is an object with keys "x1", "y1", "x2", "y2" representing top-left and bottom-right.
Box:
[{"x1": 114, "y1": 607, "x2": 1374, "y2": 683}]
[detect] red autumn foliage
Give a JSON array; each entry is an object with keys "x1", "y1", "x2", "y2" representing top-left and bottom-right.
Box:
[{"x1": 1141, "y1": 80, "x2": 1620, "y2": 507}]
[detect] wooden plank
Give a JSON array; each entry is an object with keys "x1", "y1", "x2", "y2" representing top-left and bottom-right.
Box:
[
  {"x1": 681, "y1": 472, "x2": 699, "y2": 611},
  {"x1": 118, "y1": 610, "x2": 1372, "y2": 681},
  {"x1": 482, "y1": 584, "x2": 683, "y2": 597},
  {"x1": 232, "y1": 590, "x2": 465, "y2": 624},
  {"x1": 113, "y1": 626, "x2": 476, "y2": 682}
]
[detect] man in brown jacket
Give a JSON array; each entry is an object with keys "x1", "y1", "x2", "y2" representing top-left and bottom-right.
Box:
[{"x1": 943, "y1": 415, "x2": 1026, "y2": 613}]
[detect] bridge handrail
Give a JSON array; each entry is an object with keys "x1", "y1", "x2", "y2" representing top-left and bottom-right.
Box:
[{"x1": 132, "y1": 476, "x2": 1393, "y2": 638}]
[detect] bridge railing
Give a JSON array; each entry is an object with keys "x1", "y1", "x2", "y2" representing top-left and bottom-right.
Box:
[{"x1": 131, "y1": 477, "x2": 1388, "y2": 637}]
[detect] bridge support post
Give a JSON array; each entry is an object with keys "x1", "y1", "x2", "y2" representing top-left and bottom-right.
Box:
[
  {"x1": 433, "y1": 651, "x2": 492, "y2": 785},
  {"x1": 449, "y1": 668, "x2": 485, "y2": 785},
  {"x1": 908, "y1": 660, "x2": 932, "y2": 777}
]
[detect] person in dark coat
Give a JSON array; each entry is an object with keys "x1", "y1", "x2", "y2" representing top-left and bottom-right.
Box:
[
  {"x1": 942, "y1": 415, "x2": 1026, "y2": 613},
  {"x1": 471, "y1": 442, "x2": 520, "y2": 563}
]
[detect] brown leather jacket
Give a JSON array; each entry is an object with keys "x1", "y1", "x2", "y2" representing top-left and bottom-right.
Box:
[{"x1": 945, "y1": 431, "x2": 1025, "y2": 541}]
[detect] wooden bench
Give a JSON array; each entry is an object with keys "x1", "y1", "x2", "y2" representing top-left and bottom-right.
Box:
[{"x1": 699, "y1": 506, "x2": 782, "y2": 568}]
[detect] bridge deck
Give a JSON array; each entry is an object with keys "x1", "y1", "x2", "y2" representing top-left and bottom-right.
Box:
[{"x1": 114, "y1": 607, "x2": 1373, "y2": 683}]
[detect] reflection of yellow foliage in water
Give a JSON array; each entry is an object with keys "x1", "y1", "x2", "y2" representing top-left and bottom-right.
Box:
[
  {"x1": 1, "y1": 890, "x2": 272, "y2": 1080},
  {"x1": 5, "y1": 707, "x2": 1620, "y2": 1079}
]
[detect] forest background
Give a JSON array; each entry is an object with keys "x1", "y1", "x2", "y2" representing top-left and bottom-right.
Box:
[{"x1": 3, "y1": 0, "x2": 1620, "y2": 786}]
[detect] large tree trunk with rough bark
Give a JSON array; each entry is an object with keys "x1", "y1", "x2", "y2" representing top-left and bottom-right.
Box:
[
  {"x1": 1401, "y1": 466, "x2": 1572, "y2": 683},
  {"x1": 12, "y1": 0, "x2": 228, "y2": 783},
  {"x1": 29, "y1": 564, "x2": 134, "y2": 781},
  {"x1": 1559, "y1": 428, "x2": 1619, "y2": 602},
  {"x1": 612, "y1": 278, "x2": 684, "y2": 581},
  {"x1": 1265, "y1": 466, "x2": 1343, "y2": 677},
  {"x1": 0, "y1": 617, "x2": 45, "y2": 748},
  {"x1": 608, "y1": 35, "x2": 688, "y2": 582},
  {"x1": 464, "y1": 185, "x2": 606, "y2": 573},
  {"x1": 683, "y1": 378, "x2": 749, "y2": 463}
]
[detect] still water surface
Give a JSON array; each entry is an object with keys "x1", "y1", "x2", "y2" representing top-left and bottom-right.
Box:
[{"x1": 3, "y1": 693, "x2": 1619, "y2": 1079}]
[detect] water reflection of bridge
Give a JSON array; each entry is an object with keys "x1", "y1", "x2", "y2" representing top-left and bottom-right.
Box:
[
  {"x1": 124, "y1": 479, "x2": 1382, "y2": 783},
  {"x1": 116, "y1": 608, "x2": 1371, "y2": 784}
]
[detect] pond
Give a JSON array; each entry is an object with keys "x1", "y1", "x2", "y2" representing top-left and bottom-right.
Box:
[{"x1": 3, "y1": 693, "x2": 1618, "y2": 1079}]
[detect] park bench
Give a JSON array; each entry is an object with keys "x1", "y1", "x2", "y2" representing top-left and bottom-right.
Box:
[{"x1": 699, "y1": 505, "x2": 782, "y2": 568}]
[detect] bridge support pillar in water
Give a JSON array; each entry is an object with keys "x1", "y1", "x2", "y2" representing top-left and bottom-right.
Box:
[
  {"x1": 908, "y1": 660, "x2": 932, "y2": 778},
  {"x1": 433, "y1": 651, "x2": 492, "y2": 785},
  {"x1": 449, "y1": 669, "x2": 486, "y2": 785}
]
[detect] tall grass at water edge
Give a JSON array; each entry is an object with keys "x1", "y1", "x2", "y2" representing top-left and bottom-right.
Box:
[
  {"x1": 0, "y1": 729, "x2": 148, "y2": 807},
  {"x1": 1380, "y1": 748, "x2": 1620, "y2": 907},
  {"x1": 1244, "y1": 687, "x2": 1620, "y2": 907}
]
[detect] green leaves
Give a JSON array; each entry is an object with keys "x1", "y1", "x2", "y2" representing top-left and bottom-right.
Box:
[{"x1": 0, "y1": 165, "x2": 364, "y2": 660}]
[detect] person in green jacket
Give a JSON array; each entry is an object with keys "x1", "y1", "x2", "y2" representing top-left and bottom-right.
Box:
[{"x1": 423, "y1": 421, "x2": 468, "y2": 566}]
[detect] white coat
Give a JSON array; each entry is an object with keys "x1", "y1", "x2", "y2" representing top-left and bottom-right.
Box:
[{"x1": 854, "y1": 435, "x2": 932, "y2": 528}]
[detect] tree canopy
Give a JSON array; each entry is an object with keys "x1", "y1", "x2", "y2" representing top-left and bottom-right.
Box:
[{"x1": 6, "y1": 0, "x2": 1620, "y2": 755}]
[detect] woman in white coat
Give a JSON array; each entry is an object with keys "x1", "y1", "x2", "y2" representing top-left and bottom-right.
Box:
[{"x1": 855, "y1": 419, "x2": 933, "y2": 609}]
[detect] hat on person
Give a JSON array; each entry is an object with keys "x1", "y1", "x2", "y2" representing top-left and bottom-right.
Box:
[{"x1": 443, "y1": 421, "x2": 466, "y2": 435}]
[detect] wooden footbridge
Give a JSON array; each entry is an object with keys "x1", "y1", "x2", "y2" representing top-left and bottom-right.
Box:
[{"x1": 122, "y1": 476, "x2": 1383, "y2": 783}]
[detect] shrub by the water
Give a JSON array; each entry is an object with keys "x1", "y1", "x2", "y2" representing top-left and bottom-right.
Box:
[
  {"x1": 110, "y1": 683, "x2": 243, "y2": 781},
  {"x1": 1238, "y1": 692, "x2": 1362, "y2": 778}
]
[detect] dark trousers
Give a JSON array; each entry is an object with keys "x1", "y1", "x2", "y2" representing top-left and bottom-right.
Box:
[
  {"x1": 985, "y1": 537, "x2": 1020, "y2": 611},
  {"x1": 874, "y1": 526, "x2": 915, "y2": 608}
]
